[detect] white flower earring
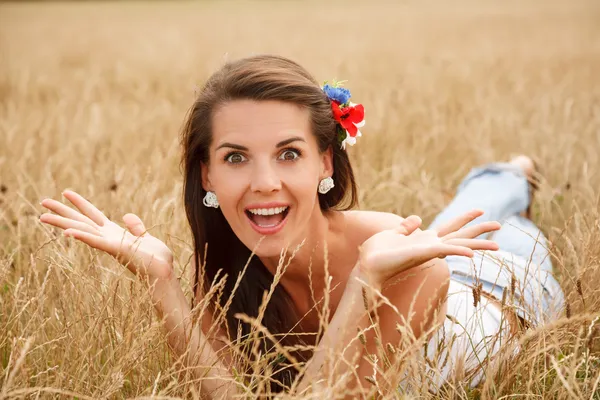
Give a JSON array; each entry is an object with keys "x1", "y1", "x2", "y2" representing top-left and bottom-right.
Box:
[
  {"x1": 318, "y1": 177, "x2": 335, "y2": 194},
  {"x1": 203, "y1": 191, "x2": 220, "y2": 208}
]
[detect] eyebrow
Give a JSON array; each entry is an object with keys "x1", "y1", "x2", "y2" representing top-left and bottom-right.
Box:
[{"x1": 215, "y1": 136, "x2": 306, "y2": 151}]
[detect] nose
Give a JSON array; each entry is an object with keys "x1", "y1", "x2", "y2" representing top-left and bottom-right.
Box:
[{"x1": 250, "y1": 160, "x2": 282, "y2": 194}]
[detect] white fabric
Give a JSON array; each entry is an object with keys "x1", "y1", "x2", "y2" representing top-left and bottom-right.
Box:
[
  {"x1": 423, "y1": 278, "x2": 515, "y2": 389},
  {"x1": 413, "y1": 249, "x2": 564, "y2": 391}
]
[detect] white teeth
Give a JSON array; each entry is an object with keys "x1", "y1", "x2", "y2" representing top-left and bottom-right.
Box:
[{"x1": 247, "y1": 206, "x2": 288, "y2": 216}]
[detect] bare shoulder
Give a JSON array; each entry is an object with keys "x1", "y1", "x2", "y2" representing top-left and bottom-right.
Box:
[{"x1": 343, "y1": 209, "x2": 405, "y2": 238}]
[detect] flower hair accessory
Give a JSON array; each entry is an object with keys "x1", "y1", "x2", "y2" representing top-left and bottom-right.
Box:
[{"x1": 322, "y1": 80, "x2": 365, "y2": 149}]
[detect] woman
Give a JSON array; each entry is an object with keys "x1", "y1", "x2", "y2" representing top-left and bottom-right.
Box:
[{"x1": 39, "y1": 55, "x2": 564, "y2": 397}]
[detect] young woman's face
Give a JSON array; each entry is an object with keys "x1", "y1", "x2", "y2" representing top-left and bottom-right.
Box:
[{"x1": 202, "y1": 99, "x2": 333, "y2": 257}]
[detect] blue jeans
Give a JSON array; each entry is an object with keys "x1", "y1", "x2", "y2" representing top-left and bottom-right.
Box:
[{"x1": 428, "y1": 163, "x2": 565, "y2": 324}]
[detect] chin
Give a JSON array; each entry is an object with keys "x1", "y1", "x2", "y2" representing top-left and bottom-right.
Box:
[
  {"x1": 247, "y1": 236, "x2": 291, "y2": 257},
  {"x1": 237, "y1": 229, "x2": 306, "y2": 262}
]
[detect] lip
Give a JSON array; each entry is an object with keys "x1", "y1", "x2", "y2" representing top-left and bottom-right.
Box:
[{"x1": 244, "y1": 204, "x2": 291, "y2": 235}]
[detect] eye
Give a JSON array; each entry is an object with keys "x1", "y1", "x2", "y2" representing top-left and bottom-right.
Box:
[
  {"x1": 225, "y1": 152, "x2": 247, "y2": 164},
  {"x1": 279, "y1": 148, "x2": 302, "y2": 161}
]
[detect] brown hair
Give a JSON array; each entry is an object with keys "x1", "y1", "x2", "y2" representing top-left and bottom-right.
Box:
[{"x1": 179, "y1": 54, "x2": 358, "y2": 392}]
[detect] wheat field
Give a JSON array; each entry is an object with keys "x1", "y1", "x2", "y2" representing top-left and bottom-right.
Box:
[{"x1": 1, "y1": 0, "x2": 600, "y2": 398}]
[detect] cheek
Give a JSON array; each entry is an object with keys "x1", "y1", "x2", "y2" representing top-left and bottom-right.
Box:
[
  {"x1": 285, "y1": 174, "x2": 318, "y2": 202},
  {"x1": 212, "y1": 171, "x2": 247, "y2": 211},
  {"x1": 281, "y1": 162, "x2": 319, "y2": 192}
]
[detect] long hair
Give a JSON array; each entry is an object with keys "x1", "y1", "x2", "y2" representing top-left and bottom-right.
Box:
[{"x1": 179, "y1": 54, "x2": 359, "y2": 392}]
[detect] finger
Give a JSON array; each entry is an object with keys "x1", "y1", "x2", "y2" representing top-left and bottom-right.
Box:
[
  {"x1": 395, "y1": 215, "x2": 422, "y2": 235},
  {"x1": 62, "y1": 190, "x2": 108, "y2": 227},
  {"x1": 40, "y1": 213, "x2": 101, "y2": 236},
  {"x1": 409, "y1": 243, "x2": 475, "y2": 262},
  {"x1": 444, "y1": 238, "x2": 499, "y2": 252},
  {"x1": 64, "y1": 228, "x2": 114, "y2": 254},
  {"x1": 443, "y1": 221, "x2": 501, "y2": 240},
  {"x1": 435, "y1": 209, "x2": 484, "y2": 237},
  {"x1": 123, "y1": 213, "x2": 147, "y2": 237},
  {"x1": 40, "y1": 198, "x2": 99, "y2": 227},
  {"x1": 435, "y1": 244, "x2": 475, "y2": 258}
]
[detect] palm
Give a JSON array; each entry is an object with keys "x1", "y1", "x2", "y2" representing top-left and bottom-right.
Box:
[
  {"x1": 40, "y1": 190, "x2": 174, "y2": 282},
  {"x1": 95, "y1": 219, "x2": 173, "y2": 279},
  {"x1": 359, "y1": 211, "x2": 501, "y2": 287}
]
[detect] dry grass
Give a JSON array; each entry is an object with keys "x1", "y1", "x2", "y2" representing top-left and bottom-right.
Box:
[{"x1": 1, "y1": 0, "x2": 600, "y2": 398}]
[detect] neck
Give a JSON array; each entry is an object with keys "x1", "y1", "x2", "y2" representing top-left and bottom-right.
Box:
[
  {"x1": 258, "y1": 208, "x2": 352, "y2": 315},
  {"x1": 259, "y1": 207, "x2": 337, "y2": 275}
]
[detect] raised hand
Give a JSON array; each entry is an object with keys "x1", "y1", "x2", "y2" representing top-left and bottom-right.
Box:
[
  {"x1": 358, "y1": 210, "x2": 501, "y2": 288},
  {"x1": 39, "y1": 190, "x2": 174, "y2": 282}
]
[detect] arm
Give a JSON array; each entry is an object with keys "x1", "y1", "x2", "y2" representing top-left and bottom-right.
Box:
[
  {"x1": 293, "y1": 258, "x2": 449, "y2": 396},
  {"x1": 355, "y1": 258, "x2": 450, "y2": 394},
  {"x1": 295, "y1": 211, "x2": 499, "y2": 396},
  {"x1": 149, "y1": 275, "x2": 239, "y2": 398},
  {"x1": 294, "y1": 264, "x2": 379, "y2": 395},
  {"x1": 39, "y1": 191, "x2": 239, "y2": 398}
]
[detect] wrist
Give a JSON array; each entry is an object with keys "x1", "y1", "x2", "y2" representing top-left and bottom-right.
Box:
[
  {"x1": 351, "y1": 262, "x2": 383, "y2": 292},
  {"x1": 149, "y1": 274, "x2": 180, "y2": 301},
  {"x1": 350, "y1": 264, "x2": 382, "y2": 314}
]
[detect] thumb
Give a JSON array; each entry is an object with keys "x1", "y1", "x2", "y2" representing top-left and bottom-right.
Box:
[
  {"x1": 395, "y1": 215, "x2": 422, "y2": 235},
  {"x1": 123, "y1": 213, "x2": 147, "y2": 237}
]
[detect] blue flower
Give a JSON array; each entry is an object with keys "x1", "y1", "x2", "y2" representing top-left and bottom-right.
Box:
[{"x1": 322, "y1": 84, "x2": 351, "y2": 105}]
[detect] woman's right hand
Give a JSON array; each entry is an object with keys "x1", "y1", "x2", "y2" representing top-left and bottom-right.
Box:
[{"x1": 40, "y1": 190, "x2": 174, "y2": 283}]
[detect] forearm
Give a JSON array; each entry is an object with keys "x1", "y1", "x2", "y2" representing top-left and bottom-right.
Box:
[
  {"x1": 296, "y1": 265, "x2": 379, "y2": 394},
  {"x1": 150, "y1": 276, "x2": 238, "y2": 398}
]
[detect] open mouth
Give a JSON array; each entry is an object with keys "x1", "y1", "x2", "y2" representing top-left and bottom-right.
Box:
[{"x1": 245, "y1": 206, "x2": 290, "y2": 228}]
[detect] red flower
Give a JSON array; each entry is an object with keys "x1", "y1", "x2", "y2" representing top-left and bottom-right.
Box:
[{"x1": 331, "y1": 101, "x2": 365, "y2": 137}]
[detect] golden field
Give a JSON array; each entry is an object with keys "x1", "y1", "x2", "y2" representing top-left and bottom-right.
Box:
[{"x1": 1, "y1": 0, "x2": 600, "y2": 398}]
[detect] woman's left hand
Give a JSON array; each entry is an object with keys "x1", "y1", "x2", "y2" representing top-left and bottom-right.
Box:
[{"x1": 357, "y1": 209, "x2": 501, "y2": 289}]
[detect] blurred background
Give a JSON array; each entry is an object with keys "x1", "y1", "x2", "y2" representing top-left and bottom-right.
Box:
[{"x1": 1, "y1": 0, "x2": 599, "y2": 398}]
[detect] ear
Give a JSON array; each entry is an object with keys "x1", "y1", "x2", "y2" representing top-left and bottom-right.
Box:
[
  {"x1": 320, "y1": 145, "x2": 334, "y2": 178},
  {"x1": 200, "y1": 161, "x2": 213, "y2": 192}
]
